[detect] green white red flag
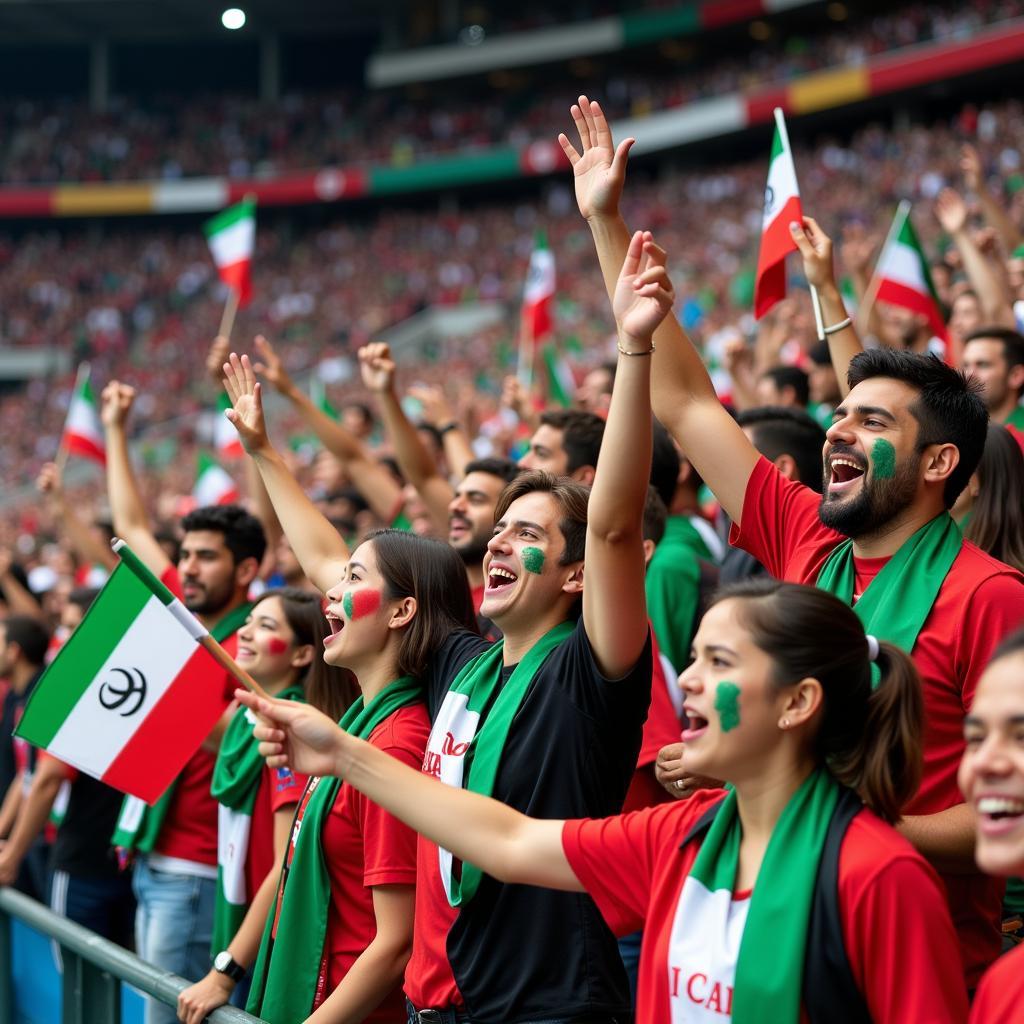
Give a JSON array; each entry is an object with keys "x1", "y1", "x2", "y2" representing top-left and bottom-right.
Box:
[
  {"x1": 754, "y1": 109, "x2": 804, "y2": 319},
  {"x1": 521, "y1": 233, "x2": 555, "y2": 347},
  {"x1": 542, "y1": 343, "x2": 575, "y2": 408},
  {"x1": 194, "y1": 452, "x2": 240, "y2": 507},
  {"x1": 215, "y1": 394, "x2": 245, "y2": 459},
  {"x1": 204, "y1": 197, "x2": 256, "y2": 307},
  {"x1": 61, "y1": 364, "x2": 106, "y2": 466},
  {"x1": 15, "y1": 541, "x2": 234, "y2": 804}
]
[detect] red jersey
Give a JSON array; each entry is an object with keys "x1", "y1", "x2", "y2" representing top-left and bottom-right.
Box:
[
  {"x1": 245, "y1": 763, "x2": 307, "y2": 899},
  {"x1": 153, "y1": 566, "x2": 240, "y2": 867},
  {"x1": 562, "y1": 793, "x2": 968, "y2": 1024},
  {"x1": 316, "y1": 704, "x2": 428, "y2": 1024},
  {"x1": 969, "y1": 941, "x2": 1024, "y2": 1022},
  {"x1": 1004, "y1": 421, "x2": 1024, "y2": 455},
  {"x1": 730, "y1": 456, "x2": 1024, "y2": 985}
]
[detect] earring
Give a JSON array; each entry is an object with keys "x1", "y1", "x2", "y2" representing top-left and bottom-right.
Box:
[{"x1": 781, "y1": 718, "x2": 790, "y2": 728}]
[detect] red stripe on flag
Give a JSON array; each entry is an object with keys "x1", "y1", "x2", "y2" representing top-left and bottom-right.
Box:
[
  {"x1": 521, "y1": 299, "x2": 553, "y2": 348},
  {"x1": 218, "y1": 259, "x2": 252, "y2": 307},
  {"x1": 101, "y1": 644, "x2": 232, "y2": 804},
  {"x1": 62, "y1": 433, "x2": 106, "y2": 467},
  {"x1": 754, "y1": 194, "x2": 803, "y2": 319},
  {"x1": 875, "y1": 278, "x2": 948, "y2": 341}
]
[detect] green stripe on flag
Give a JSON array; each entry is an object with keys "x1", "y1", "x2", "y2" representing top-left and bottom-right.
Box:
[
  {"x1": 203, "y1": 197, "x2": 256, "y2": 240},
  {"x1": 112, "y1": 540, "x2": 177, "y2": 607},
  {"x1": 895, "y1": 213, "x2": 941, "y2": 305},
  {"x1": 17, "y1": 564, "x2": 151, "y2": 746},
  {"x1": 769, "y1": 123, "x2": 784, "y2": 162}
]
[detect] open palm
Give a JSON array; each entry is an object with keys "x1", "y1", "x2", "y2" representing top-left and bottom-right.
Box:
[
  {"x1": 558, "y1": 95, "x2": 634, "y2": 222},
  {"x1": 613, "y1": 230, "x2": 675, "y2": 345},
  {"x1": 222, "y1": 352, "x2": 271, "y2": 455}
]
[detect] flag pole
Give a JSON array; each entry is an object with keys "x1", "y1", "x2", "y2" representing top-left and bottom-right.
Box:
[
  {"x1": 854, "y1": 200, "x2": 912, "y2": 338},
  {"x1": 218, "y1": 287, "x2": 241, "y2": 343},
  {"x1": 55, "y1": 361, "x2": 90, "y2": 475},
  {"x1": 516, "y1": 314, "x2": 534, "y2": 390}
]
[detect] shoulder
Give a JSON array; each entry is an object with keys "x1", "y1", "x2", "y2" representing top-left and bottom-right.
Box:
[
  {"x1": 368, "y1": 703, "x2": 431, "y2": 759},
  {"x1": 431, "y1": 629, "x2": 492, "y2": 684},
  {"x1": 952, "y1": 542, "x2": 1024, "y2": 591},
  {"x1": 972, "y1": 943, "x2": 1024, "y2": 1019},
  {"x1": 838, "y1": 808, "x2": 944, "y2": 895}
]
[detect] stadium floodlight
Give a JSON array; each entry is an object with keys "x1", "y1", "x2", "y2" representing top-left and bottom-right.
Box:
[{"x1": 221, "y1": 7, "x2": 246, "y2": 30}]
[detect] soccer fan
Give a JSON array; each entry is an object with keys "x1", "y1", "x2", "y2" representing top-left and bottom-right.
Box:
[
  {"x1": 565, "y1": 94, "x2": 1024, "y2": 988},
  {"x1": 754, "y1": 365, "x2": 811, "y2": 410},
  {"x1": 960, "y1": 327, "x2": 1024, "y2": 448},
  {"x1": 517, "y1": 407, "x2": 605, "y2": 484},
  {"x1": 102, "y1": 381, "x2": 266, "y2": 1024},
  {"x1": 239, "y1": 580, "x2": 968, "y2": 1023},
  {"x1": 574, "y1": 361, "x2": 616, "y2": 415}
]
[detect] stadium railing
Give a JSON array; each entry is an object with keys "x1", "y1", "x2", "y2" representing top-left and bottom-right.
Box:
[{"x1": 0, "y1": 887, "x2": 266, "y2": 1024}]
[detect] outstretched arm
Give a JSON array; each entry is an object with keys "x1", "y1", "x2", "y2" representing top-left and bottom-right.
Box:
[
  {"x1": 37, "y1": 463, "x2": 117, "y2": 573},
  {"x1": 223, "y1": 353, "x2": 349, "y2": 594},
  {"x1": 561, "y1": 95, "x2": 759, "y2": 524},
  {"x1": 409, "y1": 382, "x2": 475, "y2": 481},
  {"x1": 235, "y1": 691, "x2": 582, "y2": 893},
  {"x1": 101, "y1": 382, "x2": 171, "y2": 576},
  {"x1": 961, "y1": 143, "x2": 1022, "y2": 254}
]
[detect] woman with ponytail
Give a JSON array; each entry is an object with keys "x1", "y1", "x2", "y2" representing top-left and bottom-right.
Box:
[{"x1": 238, "y1": 579, "x2": 968, "y2": 1024}]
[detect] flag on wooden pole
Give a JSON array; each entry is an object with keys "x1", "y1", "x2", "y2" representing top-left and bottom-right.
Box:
[
  {"x1": 60, "y1": 364, "x2": 106, "y2": 467},
  {"x1": 15, "y1": 542, "x2": 237, "y2": 804},
  {"x1": 193, "y1": 453, "x2": 240, "y2": 507},
  {"x1": 754, "y1": 109, "x2": 804, "y2": 319},
  {"x1": 204, "y1": 197, "x2": 256, "y2": 308},
  {"x1": 518, "y1": 232, "x2": 555, "y2": 386}
]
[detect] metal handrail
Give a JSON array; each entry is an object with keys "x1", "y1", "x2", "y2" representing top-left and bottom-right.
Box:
[{"x1": 0, "y1": 886, "x2": 266, "y2": 1022}]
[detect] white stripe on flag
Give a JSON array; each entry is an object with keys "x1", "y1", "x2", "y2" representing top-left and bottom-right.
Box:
[
  {"x1": 207, "y1": 217, "x2": 255, "y2": 270},
  {"x1": 878, "y1": 239, "x2": 929, "y2": 293},
  {"x1": 65, "y1": 397, "x2": 104, "y2": 446}
]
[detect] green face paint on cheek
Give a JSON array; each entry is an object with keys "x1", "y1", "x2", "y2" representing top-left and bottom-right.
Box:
[
  {"x1": 521, "y1": 547, "x2": 545, "y2": 575},
  {"x1": 714, "y1": 682, "x2": 741, "y2": 733},
  {"x1": 871, "y1": 438, "x2": 896, "y2": 479},
  {"x1": 342, "y1": 592, "x2": 354, "y2": 619}
]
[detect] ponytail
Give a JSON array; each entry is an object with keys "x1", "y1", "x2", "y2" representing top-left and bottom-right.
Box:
[{"x1": 827, "y1": 641, "x2": 923, "y2": 823}]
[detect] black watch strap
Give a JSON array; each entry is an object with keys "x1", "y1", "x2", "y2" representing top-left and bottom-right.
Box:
[{"x1": 214, "y1": 952, "x2": 246, "y2": 982}]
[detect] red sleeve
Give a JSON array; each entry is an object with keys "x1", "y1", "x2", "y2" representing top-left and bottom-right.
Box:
[
  {"x1": 562, "y1": 793, "x2": 722, "y2": 937},
  {"x1": 841, "y1": 820, "x2": 969, "y2": 1022},
  {"x1": 160, "y1": 565, "x2": 183, "y2": 600},
  {"x1": 969, "y1": 943, "x2": 1024, "y2": 1023},
  {"x1": 958, "y1": 572, "x2": 1024, "y2": 712},
  {"x1": 265, "y1": 763, "x2": 308, "y2": 813},
  {"x1": 728, "y1": 456, "x2": 842, "y2": 582}
]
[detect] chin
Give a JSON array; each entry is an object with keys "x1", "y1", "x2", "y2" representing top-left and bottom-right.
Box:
[{"x1": 976, "y1": 841, "x2": 1024, "y2": 879}]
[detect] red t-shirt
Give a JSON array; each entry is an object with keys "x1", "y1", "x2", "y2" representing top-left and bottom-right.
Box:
[
  {"x1": 153, "y1": 565, "x2": 239, "y2": 867},
  {"x1": 969, "y1": 941, "x2": 1024, "y2": 1022},
  {"x1": 1004, "y1": 421, "x2": 1024, "y2": 455},
  {"x1": 730, "y1": 456, "x2": 1024, "y2": 985},
  {"x1": 315, "y1": 704, "x2": 428, "y2": 1024},
  {"x1": 563, "y1": 792, "x2": 969, "y2": 1024},
  {"x1": 245, "y1": 763, "x2": 307, "y2": 899}
]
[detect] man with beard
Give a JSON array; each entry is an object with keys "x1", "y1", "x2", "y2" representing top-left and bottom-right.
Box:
[
  {"x1": 961, "y1": 327, "x2": 1024, "y2": 452},
  {"x1": 102, "y1": 381, "x2": 265, "y2": 1024},
  {"x1": 563, "y1": 95, "x2": 1024, "y2": 990}
]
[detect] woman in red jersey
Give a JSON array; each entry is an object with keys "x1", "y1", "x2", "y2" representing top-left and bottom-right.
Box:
[{"x1": 240, "y1": 580, "x2": 969, "y2": 1024}]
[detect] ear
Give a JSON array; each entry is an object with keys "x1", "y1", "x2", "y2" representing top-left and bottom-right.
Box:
[
  {"x1": 779, "y1": 677, "x2": 823, "y2": 730},
  {"x1": 234, "y1": 556, "x2": 260, "y2": 590},
  {"x1": 772, "y1": 453, "x2": 799, "y2": 482},
  {"x1": 561, "y1": 562, "x2": 584, "y2": 597},
  {"x1": 922, "y1": 442, "x2": 960, "y2": 488},
  {"x1": 678, "y1": 459, "x2": 693, "y2": 487},
  {"x1": 642, "y1": 538, "x2": 656, "y2": 567},
  {"x1": 387, "y1": 595, "x2": 418, "y2": 631},
  {"x1": 1008, "y1": 364, "x2": 1024, "y2": 394},
  {"x1": 573, "y1": 465, "x2": 597, "y2": 487},
  {"x1": 290, "y1": 644, "x2": 315, "y2": 669}
]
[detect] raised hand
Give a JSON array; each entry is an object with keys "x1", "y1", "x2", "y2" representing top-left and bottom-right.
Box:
[
  {"x1": 235, "y1": 689, "x2": 347, "y2": 777},
  {"x1": 722, "y1": 336, "x2": 753, "y2": 377},
  {"x1": 788, "y1": 215, "x2": 836, "y2": 290},
  {"x1": 252, "y1": 334, "x2": 296, "y2": 395},
  {"x1": 613, "y1": 230, "x2": 675, "y2": 346},
  {"x1": 935, "y1": 188, "x2": 968, "y2": 236},
  {"x1": 36, "y1": 461, "x2": 62, "y2": 497},
  {"x1": 960, "y1": 143, "x2": 984, "y2": 192},
  {"x1": 839, "y1": 222, "x2": 878, "y2": 277},
  {"x1": 558, "y1": 95, "x2": 635, "y2": 223},
  {"x1": 222, "y1": 352, "x2": 272, "y2": 456},
  {"x1": 358, "y1": 342, "x2": 396, "y2": 394},
  {"x1": 100, "y1": 381, "x2": 136, "y2": 429},
  {"x1": 408, "y1": 383, "x2": 454, "y2": 428},
  {"x1": 205, "y1": 335, "x2": 230, "y2": 386},
  {"x1": 500, "y1": 375, "x2": 531, "y2": 418}
]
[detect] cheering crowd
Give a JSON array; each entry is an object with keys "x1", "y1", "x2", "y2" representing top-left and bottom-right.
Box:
[{"x1": 3, "y1": 93, "x2": 1024, "y2": 1024}]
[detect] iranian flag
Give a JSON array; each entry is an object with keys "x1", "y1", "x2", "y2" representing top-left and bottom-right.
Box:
[
  {"x1": 204, "y1": 197, "x2": 256, "y2": 307},
  {"x1": 60, "y1": 364, "x2": 106, "y2": 466},
  {"x1": 542, "y1": 343, "x2": 575, "y2": 408},
  {"x1": 194, "y1": 453, "x2": 240, "y2": 507},
  {"x1": 15, "y1": 541, "x2": 235, "y2": 804},
  {"x1": 521, "y1": 233, "x2": 555, "y2": 347},
  {"x1": 874, "y1": 202, "x2": 948, "y2": 342},
  {"x1": 754, "y1": 109, "x2": 804, "y2": 319},
  {"x1": 214, "y1": 394, "x2": 245, "y2": 459}
]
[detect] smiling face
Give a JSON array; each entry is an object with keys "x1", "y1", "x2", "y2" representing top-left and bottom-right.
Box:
[
  {"x1": 448, "y1": 471, "x2": 507, "y2": 565},
  {"x1": 959, "y1": 651, "x2": 1024, "y2": 878},
  {"x1": 235, "y1": 595, "x2": 310, "y2": 689},
  {"x1": 818, "y1": 377, "x2": 930, "y2": 538}
]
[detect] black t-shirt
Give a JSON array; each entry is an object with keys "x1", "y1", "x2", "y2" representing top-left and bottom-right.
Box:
[
  {"x1": 423, "y1": 617, "x2": 652, "y2": 1022},
  {"x1": 52, "y1": 771, "x2": 125, "y2": 880},
  {"x1": 0, "y1": 672, "x2": 40, "y2": 799}
]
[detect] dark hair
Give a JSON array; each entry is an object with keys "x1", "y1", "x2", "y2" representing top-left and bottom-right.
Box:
[
  {"x1": 2, "y1": 615, "x2": 51, "y2": 667},
  {"x1": 418, "y1": 423, "x2": 444, "y2": 451},
  {"x1": 711, "y1": 580, "x2": 923, "y2": 823},
  {"x1": 538, "y1": 409, "x2": 605, "y2": 473},
  {"x1": 991, "y1": 627, "x2": 1024, "y2": 664},
  {"x1": 180, "y1": 505, "x2": 267, "y2": 567},
  {"x1": 737, "y1": 406, "x2": 827, "y2": 492},
  {"x1": 847, "y1": 349, "x2": 988, "y2": 507},
  {"x1": 650, "y1": 421, "x2": 682, "y2": 508},
  {"x1": 964, "y1": 327, "x2": 1024, "y2": 382},
  {"x1": 343, "y1": 402, "x2": 374, "y2": 428},
  {"x1": 363, "y1": 529, "x2": 478, "y2": 678},
  {"x1": 154, "y1": 527, "x2": 181, "y2": 564},
  {"x1": 760, "y1": 365, "x2": 810, "y2": 407},
  {"x1": 251, "y1": 587, "x2": 359, "y2": 722},
  {"x1": 642, "y1": 486, "x2": 668, "y2": 546},
  {"x1": 463, "y1": 457, "x2": 521, "y2": 485},
  {"x1": 0, "y1": 561, "x2": 32, "y2": 604},
  {"x1": 493, "y1": 470, "x2": 590, "y2": 566},
  {"x1": 67, "y1": 587, "x2": 100, "y2": 614},
  {"x1": 963, "y1": 424, "x2": 1024, "y2": 572},
  {"x1": 808, "y1": 341, "x2": 832, "y2": 367},
  {"x1": 378, "y1": 456, "x2": 406, "y2": 487}
]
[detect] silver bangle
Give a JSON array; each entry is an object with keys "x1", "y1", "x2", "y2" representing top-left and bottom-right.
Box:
[
  {"x1": 823, "y1": 316, "x2": 852, "y2": 336},
  {"x1": 617, "y1": 342, "x2": 656, "y2": 356}
]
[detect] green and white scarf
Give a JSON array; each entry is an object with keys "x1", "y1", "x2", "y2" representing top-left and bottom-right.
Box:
[
  {"x1": 210, "y1": 683, "x2": 305, "y2": 955},
  {"x1": 246, "y1": 675, "x2": 422, "y2": 1024},
  {"x1": 111, "y1": 601, "x2": 254, "y2": 852},
  {"x1": 427, "y1": 620, "x2": 574, "y2": 907},
  {"x1": 668, "y1": 770, "x2": 838, "y2": 1023},
  {"x1": 816, "y1": 512, "x2": 961, "y2": 679}
]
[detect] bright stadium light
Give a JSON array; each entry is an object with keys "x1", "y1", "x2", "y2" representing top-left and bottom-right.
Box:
[{"x1": 221, "y1": 8, "x2": 246, "y2": 30}]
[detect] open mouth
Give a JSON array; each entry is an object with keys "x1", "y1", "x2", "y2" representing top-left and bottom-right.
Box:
[
  {"x1": 449, "y1": 516, "x2": 471, "y2": 540},
  {"x1": 324, "y1": 611, "x2": 344, "y2": 647},
  {"x1": 681, "y1": 710, "x2": 709, "y2": 743},
  {"x1": 236, "y1": 645, "x2": 255, "y2": 659},
  {"x1": 977, "y1": 796, "x2": 1024, "y2": 836},
  {"x1": 827, "y1": 455, "x2": 866, "y2": 494},
  {"x1": 486, "y1": 566, "x2": 518, "y2": 593}
]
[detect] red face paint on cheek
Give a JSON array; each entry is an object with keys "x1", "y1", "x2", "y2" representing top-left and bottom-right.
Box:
[
  {"x1": 267, "y1": 638, "x2": 289, "y2": 655},
  {"x1": 349, "y1": 589, "x2": 382, "y2": 620}
]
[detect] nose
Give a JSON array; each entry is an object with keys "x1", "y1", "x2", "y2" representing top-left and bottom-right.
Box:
[
  {"x1": 824, "y1": 414, "x2": 855, "y2": 447},
  {"x1": 448, "y1": 494, "x2": 467, "y2": 516},
  {"x1": 517, "y1": 451, "x2": 535, "y2": 470},
  {"x1": 677, "y1": 666, "x2": 702, "y2": 697},
  {"x1": 970, "y1": 734, "x2": 1015, "y2": 778},
  {"x1": 486, "y1": 525, "x2": 512, "y2": 557},
  {"x1": 179, "y1": 552, "x2": 199, "y2": 576},
  {"x1": 325, "y1": 579, "x2": 344, "y2": 602}
]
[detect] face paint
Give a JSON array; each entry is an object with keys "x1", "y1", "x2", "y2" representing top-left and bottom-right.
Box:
[
  {"x1": 521, "y1": 546, "x2": 545, "y2": 575},
  {"x1": 871, "y1": 438, "x2": 896, "y2": 480},
  {"x1": 714, "y1": 682, "x2": 741, "y2": 733},
  {"x1": 344, "y1": 589, "x2": 382, "y2": 620},
  {"x1": 267, "y1": 638, "x2": 289, "y2": 655}
]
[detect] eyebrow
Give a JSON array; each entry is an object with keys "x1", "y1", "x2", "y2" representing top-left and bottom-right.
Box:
[
  {"x1": 833, "y1": 404, "x2": 896, "y2": 423},
  {"x1": 495, "y1": 519, "x2": 549, "y2": 536},
  {"x1": 347, "y1": 561, "x2": 367, "y2": 573},
  {"x1": 964, "y1": 714, "x2": 1024, "y2": 726},
  {"x1": 703, "y1": 643, "x2": 738, "y2": 658}
]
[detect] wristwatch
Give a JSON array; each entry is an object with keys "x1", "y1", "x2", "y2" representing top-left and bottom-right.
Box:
[{"x1": 213, "y1": 950, "x2": 246, "y2": 982}]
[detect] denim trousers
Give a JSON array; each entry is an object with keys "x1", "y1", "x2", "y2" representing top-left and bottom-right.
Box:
[
  {"x1": 405, "y1": 1000, "x2": 626, "y2": 1024},
  {"x1": 132, "y1": 858, "x2": 216, "y2": 1024}
]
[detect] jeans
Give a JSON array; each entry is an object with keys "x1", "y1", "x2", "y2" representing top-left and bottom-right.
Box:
[
  {"x1": 617, "y1": 931, "x2": 642, "y2": 1005},
  {"x1": 404, "y1": 1001, "x2": 625, "y2": 1024},
  {"x1": 132, "y1": 858, "x2": 216, "y2": 1024}
]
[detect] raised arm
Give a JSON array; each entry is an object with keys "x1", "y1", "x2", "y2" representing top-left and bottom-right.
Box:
[
  {"x1": 560, "y1": 95, "x2": 758, "y2": 523},
  {"x1": 223, "y1": 353, "x2": 349, "y2": 594},
  {"x1": 100, "y1": 381, "x2": 171, "y2": 575},
  {"x1": 409, "y1": 382, "x2": 475, "y2": 480},
  {"x1": 37, "y1": 462, "x2": 117, "y2": 573},
  {"x1": 961, "y1": 143, "x2": 1022, "y2": 254},
  {"x1": 235, "y1": 691, "x2": 582, "y2": 893},
  {"x1": 358, "y1": 343, "x2": 453, "y2": 535},
  {"x1": 0, "y1": 550, "x2": 43, "y2": 621}
]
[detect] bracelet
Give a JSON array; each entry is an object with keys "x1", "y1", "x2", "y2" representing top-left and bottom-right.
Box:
[
  {"x1": 823, "y1": 316, "x2": 852, "y2": 336},
  {"x1": 437, "y1": 421, "x2": 460, "y2": 435},
  {"x1": 617, "y1": 342, "x2": 656, "y2": 357}
]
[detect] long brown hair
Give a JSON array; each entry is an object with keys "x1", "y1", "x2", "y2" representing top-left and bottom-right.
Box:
[
  {"x1": 252, "y1": 587, "x2": 358, "y2": 722},
  {"x1": 713, "y1": 579, "x2": 923, "y2": 823},
  {"x1": 963, "y1": 423, "x2": 1024, "y2": 572},
  {"x1": 364, "y1": 530, "x2": 478, "y2": 678}
]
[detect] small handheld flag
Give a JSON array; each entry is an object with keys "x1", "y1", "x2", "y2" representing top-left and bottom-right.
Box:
[
  {"x1": 518, "y1": 232, "x2": 555, "y2": 387},
  {"x1": 194, "y1": 452, "x2": 240, "y2": 507},
  {"x1": 204, "y1": 196, "x2": 256, "y2": 340},
  {"x1": 59, "y1": 363, "x2": 106, "y2": 468}
]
